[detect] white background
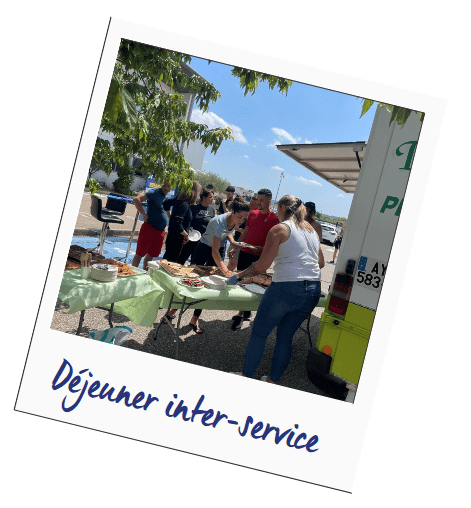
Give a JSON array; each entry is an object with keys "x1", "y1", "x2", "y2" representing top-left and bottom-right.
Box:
[{"x1": 3, "y1": 1, "x2": 469, "y2": 506}]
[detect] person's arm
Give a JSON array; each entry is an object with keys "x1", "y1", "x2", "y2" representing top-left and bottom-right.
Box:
[
  {"x1": 170, "y1": 202, "x2": 189, "y2": 244},
  {"x1": 211, "y1": 236, "x2": 232, "y2": 276},
  {"x1": 163, "y1": 198, "x2": 175, "y2": 220},
  {"x1": 237, "y1": 225, "x2": 249, "y2": 243},
  {"x1": 234, "y1": 225, "x2": 288, "y2": 280},
  {"x1": 221, "y1": 198, "x2": 228, "y2": 214},
  {"x1": 228, "y1": 224, "x2": 248, "y2": 257},
  {"x1": 318, "y1": 247, "x2": 325, "y2": 269},
  {"x1": 313, "y1": 220, "x2": 322, "y2": 241},
  {"x1": 133, "y1": 194, "x2": 148, "y2": 222}
]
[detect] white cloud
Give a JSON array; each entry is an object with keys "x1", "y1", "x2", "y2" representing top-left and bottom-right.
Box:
[
  {"x1": 295, "y1": 176, "x2": 322, "y2": 187},
  {"x1": 304, "y1": 139, "x2": 315, "y2": 144},
  {"x1": 267, "y1": 139, "x2": 281, "y2": 148},
  {"x1": 243, "y1": 155, "x2": 249, "y2": 158},
  {"x1": 271, "y1": 127, "x2": 300, "y2": 144},
  {"x1": 271, "y1": 166, "x2": 284, "y2": 171},
  {"x1": 190, "y1": 109, "x2": 248, "y2": 144},
  {"x1": 336, "y1": 194, "x2": 345, "y2": 198}
]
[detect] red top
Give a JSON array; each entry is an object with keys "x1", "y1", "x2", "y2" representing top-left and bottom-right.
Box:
[{"x1": 241, "y1": 210, "x2": 279, "y2": 256}]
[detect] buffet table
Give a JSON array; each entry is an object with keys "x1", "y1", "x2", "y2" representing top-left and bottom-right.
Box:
[
  {"x1": 149, "y1": 266, "x2": 263, "y2": 358},
  {"x1": 59, "y1": 269, "x2": 165, "y2": 334},
  {"x1": 149, "y1": 265, "x2": 328, "y2": 359}
]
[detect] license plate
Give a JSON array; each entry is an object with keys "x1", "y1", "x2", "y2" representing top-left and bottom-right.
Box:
[{"x1": 353, "y1": 256, "x2": 387, "y2": 293}]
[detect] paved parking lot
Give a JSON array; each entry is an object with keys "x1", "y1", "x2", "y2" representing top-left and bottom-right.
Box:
[{"x1": 52, "y1": 191, "x2": 340, "y2": 399}]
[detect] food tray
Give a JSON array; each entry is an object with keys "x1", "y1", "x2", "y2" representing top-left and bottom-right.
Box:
[
  {"x1": 158, "y1": 260, "x2": 198, "y2": 278},
  {"x1": 177, "y1": 278, "x2": 207, "y2": 289},
  {"x1": 117, "y1": 266, "x2": 147, "y2": 277},
  {"x1": 192, "y1": 265, "x2": 225, "y2": 277}
]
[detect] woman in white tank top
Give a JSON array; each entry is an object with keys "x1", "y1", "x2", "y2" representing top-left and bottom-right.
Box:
[{"x1": 230, "y1": 195, "x2": 324, "y2": 383}]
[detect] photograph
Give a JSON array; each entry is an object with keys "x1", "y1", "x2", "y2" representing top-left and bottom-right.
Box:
[
  {"x1": 11, "y1": 12, "x2": 454, "y2": 498},
  {"x1": 51, "y1": 38, "x2": 422, "y2": 403}
]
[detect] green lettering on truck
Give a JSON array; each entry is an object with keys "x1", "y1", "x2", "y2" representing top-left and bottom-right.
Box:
[
  {"x1": 396, "y1": 140, "x2": 418, "y2": 171},
  {"x1": 380, "y1": 196, "x2": 399, "y2": 213}
]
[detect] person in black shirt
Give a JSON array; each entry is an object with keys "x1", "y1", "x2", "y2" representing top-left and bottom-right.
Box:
[
  {"x1": 176, "y1": 188, "x2": 215, "y2": 264},
  {"x1": 218, "y1": 185, "x2": 235, "y2": 214},
  {"x1": 162, "y1": 180, "x2": 201, "y2": 262}
]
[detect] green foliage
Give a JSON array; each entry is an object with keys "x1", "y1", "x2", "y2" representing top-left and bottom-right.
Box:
[
  {"x1": 86, "y1": 178, "x2": 100, "y2": 195},
  {"x1": 231, "y1": 67, "x2": 292, "y2": 97},
  {"x1": 194, "y1": 171, "x2": 232, "y2": 194},
  {"x1": 316, "y1": 213, "x2": 347, "y2": 224},
  {"x1": 92, "y1": 39, "x2": 292, "y2": 193},
  {"x1": 359, "y1": 99, "x2": 424, "y2": 126},
  {"x1": 113, "y1": 164, "x2": 135, "y2": 195}
]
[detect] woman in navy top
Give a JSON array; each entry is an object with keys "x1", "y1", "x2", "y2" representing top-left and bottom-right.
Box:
[{"x1": 163, "y1": 180, "x2": 201, "y2": 262}]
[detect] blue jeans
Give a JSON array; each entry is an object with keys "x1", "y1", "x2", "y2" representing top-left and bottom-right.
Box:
[{"x1": 242, "y1": 280, "x2": 321, "y2": 382}]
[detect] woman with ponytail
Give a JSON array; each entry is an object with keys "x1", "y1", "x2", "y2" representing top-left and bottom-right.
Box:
[{"x1": 229, "y1": 195, "x2": 324, "y2": 383}]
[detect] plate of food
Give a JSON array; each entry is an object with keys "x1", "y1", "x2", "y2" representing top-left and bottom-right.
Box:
[
  {"x1": 177, "y1": 277, "x2": 207, "y2": 289},
  {"x1": 239, "y1": 273, "x2": 272, "y2": 287},
  {"x1": 98, "y1": 259, "x2": 146, "y2": 276}
]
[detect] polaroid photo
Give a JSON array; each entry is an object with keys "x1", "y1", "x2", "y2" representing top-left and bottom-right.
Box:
[{"x1": 14, "y1": 17, "x2": 446, "y2": 493}]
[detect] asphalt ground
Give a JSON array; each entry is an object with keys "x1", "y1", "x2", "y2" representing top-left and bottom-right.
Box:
[{"x1": 52, "y1": 191, "x2": 342, "y2": 399}]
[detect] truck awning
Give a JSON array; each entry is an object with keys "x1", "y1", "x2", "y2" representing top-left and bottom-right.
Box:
[{"x1": 276, "y1": 141, "x2": 366, "y2": 194}]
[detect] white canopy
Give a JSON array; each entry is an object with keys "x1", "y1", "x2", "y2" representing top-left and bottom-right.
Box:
[{"x1": 276, "y1": 141, "x2": 366, "y2": 194}]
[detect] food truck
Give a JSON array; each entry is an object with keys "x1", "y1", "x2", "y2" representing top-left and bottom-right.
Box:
[{"x1": 277, "y1": 106, "x2": 422, "y2": 401}]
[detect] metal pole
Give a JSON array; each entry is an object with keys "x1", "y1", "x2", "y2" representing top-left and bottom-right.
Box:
[
  {"x1": 125, "y1": 210, "x2": 140, "y2": 261},
  {"x1": 274, "y1": 172, "x2": 284, "y2": 205}
]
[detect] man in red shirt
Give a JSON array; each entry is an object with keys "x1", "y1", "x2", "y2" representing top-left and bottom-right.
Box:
[{"x1": 229, "y1": 188, "x2": 279, "y2": 330}]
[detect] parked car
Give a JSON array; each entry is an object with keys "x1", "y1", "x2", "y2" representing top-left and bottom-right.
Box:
[{"x1": 318, "y1": 221, "x2": 338, "y2": 244}]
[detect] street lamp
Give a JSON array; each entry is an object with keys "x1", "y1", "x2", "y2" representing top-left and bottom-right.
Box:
[{"x1": 274, "y1": 171, "x2": 285, "y2": 205}]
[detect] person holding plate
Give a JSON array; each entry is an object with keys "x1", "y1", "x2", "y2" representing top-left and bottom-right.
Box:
[
  {"x1": 227, "y1": 194, "x2": 324, "y2": 383},
  {"x1": 162, "y1": 180, "x2": 201, "y2": 263},
  {"x1": 175, "y1": 187, "x2": 216, "y2": 265}
]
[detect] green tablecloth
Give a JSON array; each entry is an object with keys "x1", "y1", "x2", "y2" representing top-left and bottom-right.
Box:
[
  {"x1": 59, "y1": 270, "x2": 165, "y2": 327},
  {"x1": 149, "y1": 267, "x2": 263, "y2": 311}
]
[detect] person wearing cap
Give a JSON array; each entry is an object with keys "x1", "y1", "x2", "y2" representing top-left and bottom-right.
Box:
[{"x1": 304, "y1": 201, "x2": 322, "y2": 240}]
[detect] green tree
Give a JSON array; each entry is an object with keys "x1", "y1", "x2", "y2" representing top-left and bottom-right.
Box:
[
  {"x1": 92, "y1": 40, "x2": 292, "y2": 194},
  {"x1": 194, "y1": 172, "x2": 232, "y2": 194},
  {"x1": 359, "y1": 99, "x2": 424, "y2": 126}
]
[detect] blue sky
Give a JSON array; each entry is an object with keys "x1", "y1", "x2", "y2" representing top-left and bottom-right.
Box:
[{"x1": 188, "y1": 56, "x2": 376, "y2": 218}]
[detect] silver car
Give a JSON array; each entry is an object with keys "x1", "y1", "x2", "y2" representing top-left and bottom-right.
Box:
[{"x1": 318, "y1": 221, "x2": 338, "y2": 244}]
